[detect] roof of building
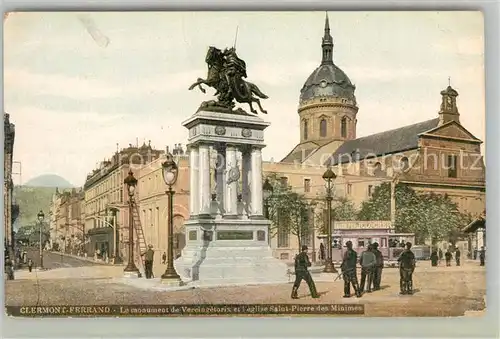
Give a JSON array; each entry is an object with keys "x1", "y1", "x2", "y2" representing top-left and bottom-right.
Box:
[
  {"x1": 300, "y1": 64, "x2": 356, "y2": 103},
  {"x1": 462, "y1": 217, "x2": 485, "y2": 233},
  {"x1": 326, "y1": 118, "x2": 440, "y2": 165}
]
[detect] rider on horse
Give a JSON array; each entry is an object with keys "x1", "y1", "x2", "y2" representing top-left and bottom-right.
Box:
[{"x1": 223, "y1": 47, "x2": 247, "y2": 78}]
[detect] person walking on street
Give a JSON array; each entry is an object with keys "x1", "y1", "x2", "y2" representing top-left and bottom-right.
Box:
[
  {"x1": 291, "y1": 245, "x2": 319, "y2": 299},
  {"x1": 445, "y1": 249, "x2": 452, "y2": 266},
  {"x1": 430, "y1": 249, "x2": 439, "y2": 267},
  {"x1": 398, "y1": 242, "x2": 416, "y2": 295},
  {"x1": 371, "y1": 242, "x2": 384, "y2": 290},
  {"x1": 319, "y1": 243, "x2": 325, "y2": 261},
  {"x1": 438, "y1": 248, "x2": 443, "y2": 263},
  {"x1": 455, "y1": 248, "x2": 461, "y2": 266},
  {"x1": 341, "y1": 241, "x2": 361, "y2": 298},
  {"x1": 142, "y1": 244, "x2": 155, "y2": 279},
  {"x1": 359, "y1": 244, "x2": 376, "y2": 293},
  {"x1": 479, "y1": 246, "x2": 485, "y2": 266},
  {"x1": 27, "y1": 259, "x2": 33, "y2": 272},
  {"x1": 162, "y1": 252, "x2": 167, "y2": 264}
]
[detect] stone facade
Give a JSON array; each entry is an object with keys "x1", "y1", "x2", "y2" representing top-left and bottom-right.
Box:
[
  {"x1": 135, "y1": 153, "x2": 190, "y2": 269},
  {"x1": 3, "y1": 113, "x2": 16, "y2": 257},
  {"x1": 50, "y1": 188, "x2": 85, "y2": 253}
]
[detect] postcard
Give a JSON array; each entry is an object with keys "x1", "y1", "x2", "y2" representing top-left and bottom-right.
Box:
[{"x1": 3, "y1": 11, "x2": 486, "y2": 318}]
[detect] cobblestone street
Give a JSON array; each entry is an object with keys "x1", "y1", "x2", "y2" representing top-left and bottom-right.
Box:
[{"x1": 5, "y1": 260, "x2": 486, "y2": 317}]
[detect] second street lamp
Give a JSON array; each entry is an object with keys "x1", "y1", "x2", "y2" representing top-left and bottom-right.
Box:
[
  {"x1": 322, "y1": 167, "x2": 337, "y2": 273},
  {"x1": 123, "y1": 170, "x2": 140, "y2": 277},
  {"x1": 161, "y1": 152, "x2": 182, "y2": 285},
  {"x1": 37, "y1": 210, "x2": 45, "y2": 269}
]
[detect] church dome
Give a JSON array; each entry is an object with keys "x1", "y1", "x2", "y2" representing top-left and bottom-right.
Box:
[
  {"x1": 299, "y1": 13, "x2": 356, "y2": 105},
  {"x1": 300, "y1": 63, "x2": 356, "y2": 103}
]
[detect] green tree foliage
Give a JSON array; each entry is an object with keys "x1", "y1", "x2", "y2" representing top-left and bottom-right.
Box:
[
  {"x1": 358, "y1": 182, "x2": 469, "y2": 244},
  {"x1": 314, "y1": 197, "x2": 358, "y2": 234},
  {"x1": 265, "y1": 173, "x2": 312, "y2": 248}
]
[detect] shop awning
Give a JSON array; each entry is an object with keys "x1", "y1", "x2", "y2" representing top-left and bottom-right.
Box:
[{"x1": 462, "y1": 217, "x2": 485, "y2": 233}]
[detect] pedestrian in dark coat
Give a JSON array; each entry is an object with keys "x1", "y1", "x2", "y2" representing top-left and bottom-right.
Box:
[
  {"x1": 291, "y1": 245, "x2": 319, "y2": 299},
  {"x1": 455, "y1": 248, "x2": 461, "y2": 266},
  {"x1": 398, "y1": 242, "x2": 416, "y2": 295},
  {"x1": 430, "y1": 250, "x2": 439, "y2": 267},
  {"x1": 142, "y1": 245, "x2": 155, "y2": 279},
  {"x1": 28, "y1": 259, "x2": 33, "y2": 272},
  {"x1": 371, "y1": 242, "x2": 384, "y2": 290},
  {"x1": 162, "y1": 252, "x2": 167, "y2": 264},
  {"x1": 479, "y1": 246, "x2": 485, "y2": 266},
  {"x1": 319, "y1": 243, "x2": 325, "y2": 261},
  {"x1": 341, "y1": 241, "x2": 361, "y2": 298},
  {"x1": 445, "y1": 250, "x2": 452, "y2": 266}
]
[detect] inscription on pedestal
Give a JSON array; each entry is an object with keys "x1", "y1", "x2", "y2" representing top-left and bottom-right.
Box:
[
  {"x1": 216, "y1": 231, "x2": 254, "y2": 240},
  {"x1": 188, "y1": 231, "x2": 197, "y2": 241},
  {"x1": 257, "y1": 230, "x2": 266, "y2": 241}
]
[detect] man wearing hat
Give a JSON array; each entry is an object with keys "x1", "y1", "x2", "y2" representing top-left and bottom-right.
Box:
[
  {"x1": 142, "y1": 244, "x2": 155, "y2": 279},
  {"x1": 291, "y1": 245, "x2": 319, "y2": 299},
  {"x1": 341, "y1": 241, "x2": 361, "y2": 298},
  {"x1": 398, "y1": 242, "x2": 416, "y2": 295},
  {"x1": 371, "y1": 242, "x2": 384, "y2": 290}
]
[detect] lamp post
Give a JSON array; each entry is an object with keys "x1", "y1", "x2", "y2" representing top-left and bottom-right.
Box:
[
  {"x1": 37, "y1": 210, "x2": 45, "y2": 269},
  {"x1": 263, "y1": 178, "x2": 273, "y2": 245},
  {"x1": 322, "y1": 167, "x2": 337, "y2": 273},
  {"x1": 161, "y1": 152, "x2": 182, "y2": 284},
  {"x1": 123, "y1": 170, "x2": 139, "y2": 277}
]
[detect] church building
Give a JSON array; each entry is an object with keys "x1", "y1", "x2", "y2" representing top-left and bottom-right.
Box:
[{"x1": 267, "y1": 14, "x2": 486, "y2": 260}]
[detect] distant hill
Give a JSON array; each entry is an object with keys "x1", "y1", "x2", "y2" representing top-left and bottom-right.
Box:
[
  {"x1": 24, "y1": 174, "x2": 74, "y2": 188},
  {"x1": 13, "y1": 186, "x2": 72, "y2": 230}
]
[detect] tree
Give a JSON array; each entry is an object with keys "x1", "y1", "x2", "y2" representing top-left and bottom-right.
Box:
[
  {"x1": 357, "y1": 182, "x2": 467, "y2": 244},
  {"x1": 266, "y1": 173, "x2": 312, "y2": 249},
  {"x1": 314, "y1": 197, "x2": 358, "y2": 234}
]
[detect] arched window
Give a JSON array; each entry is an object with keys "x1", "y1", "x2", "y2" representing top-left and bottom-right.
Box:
[
  {"x1": 320, "y1": 119, "x2": 327, "y2": 137},
  {"x1": 303, "y1": 120, "x2": 308, "y2": 140},
  {"x1": 341, "y1": 117, "x2": 347, "y2": 138}
]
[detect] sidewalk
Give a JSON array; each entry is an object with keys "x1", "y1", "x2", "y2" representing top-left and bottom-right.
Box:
[{"x1": 48, "y1": 251, "x2": 123, "y2": 266}]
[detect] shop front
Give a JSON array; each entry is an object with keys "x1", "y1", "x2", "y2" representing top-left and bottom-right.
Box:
[{"x1": 87, "y1": 226, "x2": 114, "y2": 260}]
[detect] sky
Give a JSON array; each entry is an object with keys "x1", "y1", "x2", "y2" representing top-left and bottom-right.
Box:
[{"x1": 4, "y1": 11, "x2": 485, "y2": 187}]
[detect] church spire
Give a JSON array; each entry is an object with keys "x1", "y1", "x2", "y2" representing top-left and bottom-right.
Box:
[{"x1": 321, "y1": 12, "x2": 334, "y2": 65}]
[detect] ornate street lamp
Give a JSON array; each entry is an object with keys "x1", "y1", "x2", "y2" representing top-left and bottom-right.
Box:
[
  {"x1": 263, "y1": 178, "x2": 274, "y2": 245},
  {"x1": 322, "y1": 167, "x2": 337, "y2": 273},
  {"x1": 161, "y1": 152, "x2": 182, "y2": 284},
  {"x1": 37, "y1": 210, "x2": 45, "y2": 269},
  {"x1": 123, "y1": 170, "x2": 139, "y2": 277}
]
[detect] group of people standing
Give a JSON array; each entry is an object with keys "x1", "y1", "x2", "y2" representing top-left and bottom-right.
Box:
[
  {"x1": 291, "y1": 241, "x2": 417, "y2": 299},
  {"x1": 430, "y1": 246, "x2": 486, "y2": 267}
]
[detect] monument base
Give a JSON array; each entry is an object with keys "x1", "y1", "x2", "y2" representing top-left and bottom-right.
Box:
[{"x1": 174, "y1": 218, "x2": 289, "y2": 286}]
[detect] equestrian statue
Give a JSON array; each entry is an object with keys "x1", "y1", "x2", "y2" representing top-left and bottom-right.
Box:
[{"x1": 189, "y1": 46, "x2": 269, "y2": 115}]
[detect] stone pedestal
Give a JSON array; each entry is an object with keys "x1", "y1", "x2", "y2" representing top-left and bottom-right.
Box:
[{"x1": 175, "y1": 110, "x2": 288, "y2": 285}]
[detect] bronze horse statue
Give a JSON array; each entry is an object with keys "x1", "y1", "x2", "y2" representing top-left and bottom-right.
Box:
[{"x1": 188, "y1": 46, "x2": 269, "y2": 114}]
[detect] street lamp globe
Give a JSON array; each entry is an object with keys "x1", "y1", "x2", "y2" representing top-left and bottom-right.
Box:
[
  {"x1": 124, "y1": 170, "x2": 138, "y2": 196},
  {"x1": 37, "y1": 210, "x2": 45, "y2": 222},
  {"x1": 162, "y1": 152, "x2": 178, "y2": 187},
  {"x1": 263, "y1": 178, "x2": 273, "y2": 200},
  {"x1": 322, "y1": 167, "x2": 336, "y2": 182}
]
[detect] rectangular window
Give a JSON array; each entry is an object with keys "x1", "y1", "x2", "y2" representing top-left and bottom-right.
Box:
[
  {"x1": 149, "y1": 208, "x2": 153, "y2": 227},
  {"x1": 279, "y1": 177, "x2": 288, "y2": 188},
  {"x1": 304, "y1": 179, "x2": 311, "y2": 193},
  {"x1": 447, "y1": 154, "x2": 457, "y2": 178},
  {"x1": 277, "y1": 225, "x2": 289, "y2": 248},
  {"x1": 368, "y1": 185, "x2": 373, "y2": 197},
  {"x1": 347, "y1": 184, "x2": 352, "y2": 195}
]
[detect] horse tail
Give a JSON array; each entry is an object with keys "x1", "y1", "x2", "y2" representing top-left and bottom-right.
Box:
[{"x1": 249, "y1": 83, "x2": 268, "y2": 99}]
